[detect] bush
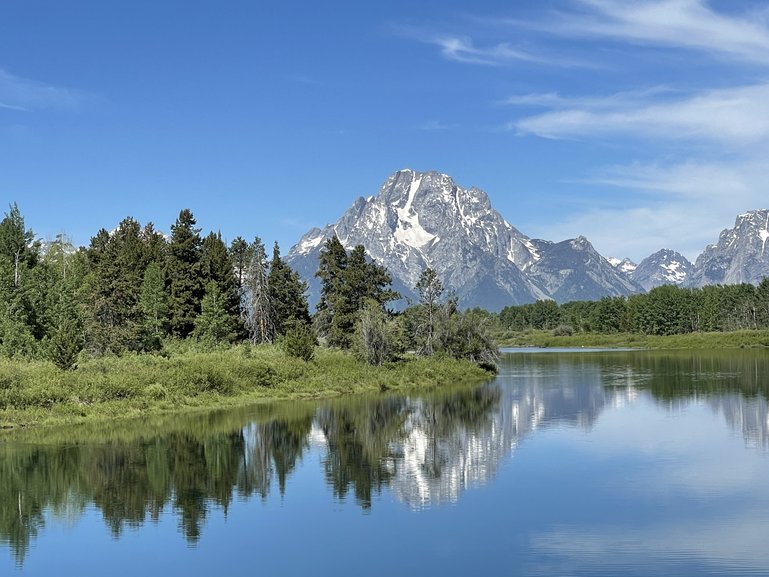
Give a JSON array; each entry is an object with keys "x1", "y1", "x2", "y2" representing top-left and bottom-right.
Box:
[
  {"x1": 552, "y1": 324, "x2": 574, "y2": 337},
  {"x1": 355, "y1": 303, "x2": 394, "y2": 366},
  {"x1": 283, "y1": 321, "x2": 316, "y2": 362}
]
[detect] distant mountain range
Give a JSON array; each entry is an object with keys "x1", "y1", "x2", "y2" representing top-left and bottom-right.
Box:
[{"x1": 286, "y1": 169, "x2": 769, "y2": 311}]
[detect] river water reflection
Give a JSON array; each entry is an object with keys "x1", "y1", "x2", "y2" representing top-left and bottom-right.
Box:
[{"x1": 3, "y1": 349, "x2": 769, "y2": 576}]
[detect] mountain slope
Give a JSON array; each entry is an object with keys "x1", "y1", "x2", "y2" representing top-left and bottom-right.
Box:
[
  {"x1": 526, "y1": 237, "x2": 643, "y2": 303},
  {"x1": 631, "y1": 249, "x2": 693, "y2": 291},
  {"x1": 688, "y1": 210, "x2": 769, "y2": 287},
  {"x1": 287, "y1": 169, "x2": 645, "y2": 310},
  {"x1": 287, "y1": 170, "x2": 547, "y2": 309}
]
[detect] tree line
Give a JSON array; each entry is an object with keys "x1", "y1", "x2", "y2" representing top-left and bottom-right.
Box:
[
  {"x1": 497, "y1": 281, "x2": 769, "y2": 336},
  {"x1": 0, "y1": 204, "x2": 497, "y2": 369}
]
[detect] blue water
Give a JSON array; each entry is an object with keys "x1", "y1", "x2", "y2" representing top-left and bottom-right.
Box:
[{"x1": 3, "y1": 349, "x2": 769, "y2": 576}]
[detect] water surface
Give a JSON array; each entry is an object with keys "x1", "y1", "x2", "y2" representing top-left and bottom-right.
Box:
[{"x1": 2, "y1": 349, "x2": 769, "y2": 576}]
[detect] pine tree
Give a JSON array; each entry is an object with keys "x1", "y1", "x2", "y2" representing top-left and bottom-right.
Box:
[
  {"x1": 140, "y1": 261, "x2": 169, "y2": 350},
  {"x1": 243, "y1": 237, "x2": 273, "y2": 344},
  {"x1": 229, "y1": 236, "x2": 251, "y2": 295},
  {"x1": 194, "y1": 281, "x2": 237, "y2": 345},
  {"x1": 267, "y1": 241, "x2": 310, "y2": 336},
  {"x1": 201, "y1": 231, "x2": 241, "y2": 334},
  {"x1": 315, "y1": 236, "x2": 347, "y2": 336},
  {"x1": 315, "y1": 239, "x2": 397, "y2": 349},
  {"x1": 0, "y1": 203, "x2": 38, "y2": 288},
  {"x1": 44, "y1": 234, "x2": 85, "y2": 366},
  {"x1": 166, "y1": 209, "x2": 203, "y2": 338},
  {"x1": 140, "y1": 222, "x2": 167, "y2": 265},
  {"x1": 84, "y1": 217, "x2": 147, "y2": 353}
]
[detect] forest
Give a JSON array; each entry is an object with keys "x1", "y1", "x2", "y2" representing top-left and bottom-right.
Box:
[
  {"x1": 0, "y1": 203, "x2": 497, "y2": 371},
  {"x1": 494, "y1": 280, "x2": 769, "y2": 337}
]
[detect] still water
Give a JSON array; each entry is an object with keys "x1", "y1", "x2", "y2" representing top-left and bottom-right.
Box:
[{"x1": 2, "y1": 349, "x2": 769, "y2": 576}]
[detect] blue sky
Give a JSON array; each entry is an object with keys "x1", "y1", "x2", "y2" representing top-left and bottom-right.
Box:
[{"x1": 2, "y1": 0, "x2": 769, "y2": 262}]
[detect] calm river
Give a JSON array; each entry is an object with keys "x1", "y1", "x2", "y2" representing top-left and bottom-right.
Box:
[{"x1": 2, "y1": 349, "x2": 769, "y2": 576}]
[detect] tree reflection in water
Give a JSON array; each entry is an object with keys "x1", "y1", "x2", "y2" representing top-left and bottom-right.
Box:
[
  {"x1": 0, "y1": 385, "x2": 499, "y2": 563},
  {"x1": 3, "y1": 349, "x2": 769, "y2": 565}
]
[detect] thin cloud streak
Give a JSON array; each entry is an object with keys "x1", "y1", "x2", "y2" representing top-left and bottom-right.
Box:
[
  {"x1": 542, "y1": 0, "x2": 769, "y2": 66},
  {"x1": 0, "y1": 68, "x2": 83, "y2": 110},
  {"x1": 511, "y1": 83, "x2": 769, "y2": 146},
  {"x1": 430, "y1": 36, "x2": 541, "y2": 66}
]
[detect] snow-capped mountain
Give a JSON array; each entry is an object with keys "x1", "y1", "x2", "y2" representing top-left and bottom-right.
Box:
[
  {"x1": 287, "y1": 169, "x2": 641, "y2": 310},
  {"x1": 630, "y1": 249, "x2": 693, "y2": 291},
  {"x1": 608, "y1": 257, "x2": 637, "y2": 275},
  {"x1": 687, "y1": 210, "x2": 769, "y2": 287}
]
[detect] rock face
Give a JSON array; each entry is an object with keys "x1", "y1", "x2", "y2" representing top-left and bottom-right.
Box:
[
  {"x1": 526, "y1": 237, "x2": 642, "y2": 302},
  {"x1": 287, "y1": 169, "x2": 642, "y2": 310},
  {"x1": 687, "y1": 210, "x2": 769, "y2": 287},
  {"x1": 608, "y1": 257, "x2": 638, "y2": 276},
  {"x1": 630, "y1": 249, "x2": 693, "y2": 291}
]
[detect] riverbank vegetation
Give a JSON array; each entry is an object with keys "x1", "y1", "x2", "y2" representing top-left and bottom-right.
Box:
[
  {"x1": 0, "y1": 343, "x2": 491, "y2": 429},
  {"x1": 0, "y1": 204, "x2": 497, "y2": 429},
  {"x1": 495, "y1": 283, "x2": 769, "y2": 336},
  {"x1": 488, "y1": 282, "x2": 769, "y2": 348},
  {"x1": 499, "y1": 328, "x2": 769, "y2": 349}
]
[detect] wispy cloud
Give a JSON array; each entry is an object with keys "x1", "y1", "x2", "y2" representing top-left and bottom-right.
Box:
[
  {"x1": 510, "y1": 83, "x2": 769, "y2": 146},
  {"x1": 544, "y1": 0, "x2": 769, "y2": 66},
  {"x1": 0, "y1": 68, "x2": 83, "y2": 111},
  {"x1": 430, "y1": 35, "x2": 541, "y2": 66},
  {"x1": 418, "y1": 120, "x2": 456, "y2": 131}
]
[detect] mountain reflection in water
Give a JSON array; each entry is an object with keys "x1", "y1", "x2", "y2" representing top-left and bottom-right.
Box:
[{"x1": 1, "y1": 349, "x2": 768, "y2": 568}]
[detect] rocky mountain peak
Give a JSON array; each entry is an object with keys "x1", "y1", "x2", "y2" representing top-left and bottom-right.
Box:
[
  {"x1": 608, "y1": 257, "x2": 638, "y2": 275},
  {"x1": 286, "y1": 169, "x2": 665, "y2": 310},
  {"x1": 631, "y1": 249, "x2": 693, "y2": 291},
  {"x1": 687, "y1": 208, "x2": 769, "y2": 287},
  {"x1": 287, "y1": 169, "x2": 546, "y2": 310}
]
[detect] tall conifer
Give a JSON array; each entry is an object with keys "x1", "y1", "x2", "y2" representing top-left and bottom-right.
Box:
[
  {"x1": 166, "y1": 209, "x2": 203, "y2": 338},
  {"x1": 267, "y1": 241, "x2": 310, "y2": 336}
]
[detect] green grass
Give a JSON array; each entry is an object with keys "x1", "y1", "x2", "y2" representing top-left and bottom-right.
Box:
[
  {"x1": 0, "y1": 344, "x2": 492, "y2": 431},
  {"x1": 497, "y1": 329, "x2": 769, "y2": 349}
]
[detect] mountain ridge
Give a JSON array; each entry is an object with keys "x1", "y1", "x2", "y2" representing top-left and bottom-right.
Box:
[{"x1": 286, "y1": 169, "x2": 769, "y2": 310}]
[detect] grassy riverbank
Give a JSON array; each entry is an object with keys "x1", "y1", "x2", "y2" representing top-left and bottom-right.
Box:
[
  {"x1": 0, "y1": 343, "x2": 493, "y2": 431},
  {"x1": 498, "y1": 329, "x2": 769, "y2": 349}
]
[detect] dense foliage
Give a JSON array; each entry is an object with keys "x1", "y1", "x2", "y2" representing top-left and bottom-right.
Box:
[
  {"x1": 497, "y1": 281, "x2": 769, "y2": 336},
  {"x1": 0, "y1": 205, "x2": 313, "y2": 365},
  {"x1": 0, "y1": 207, "x2": 499, "y2": 373}
]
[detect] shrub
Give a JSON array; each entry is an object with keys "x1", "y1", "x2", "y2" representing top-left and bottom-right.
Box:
[
  {"x1": 552, "y1": 324, "x2": 574, "y2": 337},
  {"x1": 283, "y1": 321, "x2": 316, "y2": 362},
  {"x1": 355, "y1": 303, "x2": 394, "y2": 366}
]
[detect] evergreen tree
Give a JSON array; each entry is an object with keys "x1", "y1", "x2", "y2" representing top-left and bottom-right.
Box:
[
  {"x1": 84, "y1": 217, "x2": 146, "y2": 353},
  {"x1": 243, "y1": 237, "x2": 273, "y2": 344},
  {"x1": 314, "y1": 236, "x2": 348, "y2": 339},
  {"x1": 194, "y1": 281, "x2": 237, "y2": 345},
  {"x1": 0, "y1": 203, "x2": 38, "y2": 288},
  {"x1": 315, "y1": 239, "x2": 397, "y2": 348},
  {"x1": 229, "y1": 236, "x2": 251, "y2": 295},
  {"x1": 140, "y1": 222, "x2": 167, "y2": 265},
  {"x1": 140, "y1": 261, "x2": 169, "y2": 350},
  {"x1": 282, "y1": 319, "x2": 316, "y2": 361},
  {"x1": 43, "y1": 235, "x2": 85, "y2": 366},
  {"x1": 267, "y1": 242, "x2": 310, "y2": 336},
  {"x1": 201, "y1": 231, "x2": 241, "y2": 334},
  {"x1": 166, "y1": 209, "x2": 203, "y2": 338}
]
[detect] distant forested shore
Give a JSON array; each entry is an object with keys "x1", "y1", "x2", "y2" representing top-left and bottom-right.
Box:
[{"x1": 490, "y1": 281, "x2": 769, "y2": 343}]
